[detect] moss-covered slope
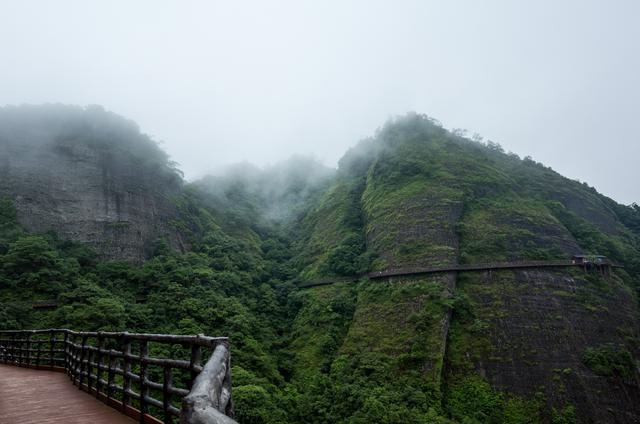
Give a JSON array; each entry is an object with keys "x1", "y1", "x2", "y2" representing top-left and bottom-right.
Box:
[{"x1": 290, "y1": 113, "x2": 640, "y2": 423}]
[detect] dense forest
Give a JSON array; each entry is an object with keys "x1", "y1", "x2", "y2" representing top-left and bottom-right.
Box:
[{"x1": 1, "y1": 106, "x2": 639, "y2": 423}]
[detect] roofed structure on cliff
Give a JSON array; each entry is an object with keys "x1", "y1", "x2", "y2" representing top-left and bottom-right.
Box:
[{"x1": 571, "y1": 254, "x2": 609, "y2": 265}]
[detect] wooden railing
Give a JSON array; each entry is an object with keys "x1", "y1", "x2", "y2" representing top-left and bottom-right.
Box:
[
  {"x1": 366, "y1": 260, "x2": 576, "y2": 279},
  {"x1": 0, "y1": 329, "x2": 237, "y2": 424},
  {"x1": 366, "y1": 259, "x2": 621, "y2": 279},
  {"x1": 298, "y1": 259, "x2": 622, "y2": 288}
]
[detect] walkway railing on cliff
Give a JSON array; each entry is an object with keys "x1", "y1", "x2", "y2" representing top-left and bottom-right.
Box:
[
  {"x1": 0, "y1": 329, "x2": 238, "y2": 424},
  {"x1": 367, "y1": 259, "x2": 621, "y2": 279},
  {"x1": 299, "y1": 259, "x2": 622, "y2": 288}
]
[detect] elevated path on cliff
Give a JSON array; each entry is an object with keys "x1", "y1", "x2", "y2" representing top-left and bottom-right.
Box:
[{"x1": 299, "y1": 259, "x2": 622, "y2": 288}]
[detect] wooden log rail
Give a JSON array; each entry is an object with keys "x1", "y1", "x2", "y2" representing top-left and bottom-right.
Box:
[{"x1": 0, "y1": 329, "x2": 238, "y2": 424}]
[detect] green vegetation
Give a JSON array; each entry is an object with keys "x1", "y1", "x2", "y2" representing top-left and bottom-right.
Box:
[
  {"x1": 458, "y1": 197, "x2": 570, "y2": 263},
  {"x1": 583, "y1": 344, "x2": 636, "y2": 379},
  {"x1": 551, "y1": 406, "x2": 577, "y2": 424},
  {"x1": 294, "y1": 158, "x2": 373, "y2": 279},
  {"x1": 2, "y1": 112, "x2": 640, "y2": 422},
  {"x1": 446, "y1": 375, "x2": 542, "y2": 424}
]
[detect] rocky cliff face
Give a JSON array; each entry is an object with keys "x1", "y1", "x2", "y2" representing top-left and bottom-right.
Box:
[
  {"x1": 0, "y1": 105, "x2": 186, "y2": 261},
  {"x1": 450, "y1": 269, "x2": 640, "y2": 423},
  {"x1": 291, "y1": 114, "x2": 640, "y2": 422}
]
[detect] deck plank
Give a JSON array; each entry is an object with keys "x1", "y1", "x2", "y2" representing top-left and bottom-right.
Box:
[{"x1": 0, "y1": 364, "x2": 135, "y2": 423}]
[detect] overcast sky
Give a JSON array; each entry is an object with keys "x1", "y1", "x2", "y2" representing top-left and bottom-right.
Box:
[{"x1": 0, "y1": 1, "x2": 638, "y2": 204}]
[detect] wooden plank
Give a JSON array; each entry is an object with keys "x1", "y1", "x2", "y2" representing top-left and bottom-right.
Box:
[{"x1": 0, "y1": 364, "x2": 135, "y2": 424}]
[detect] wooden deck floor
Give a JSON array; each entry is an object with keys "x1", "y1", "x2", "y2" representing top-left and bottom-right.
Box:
[{"x1": 0, "y1": 364, "x2": 135, "y2": 424}]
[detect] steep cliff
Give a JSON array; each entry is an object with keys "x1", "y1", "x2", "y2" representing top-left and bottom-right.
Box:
[
  {"x1": 0, "y1": 105, "x2": 186, "y2": 261},
  {"x1": 290, "y1": 114, "x2": 640, "y2": 423}
]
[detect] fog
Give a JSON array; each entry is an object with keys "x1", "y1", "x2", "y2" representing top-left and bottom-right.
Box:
[
  {"x1": 196, "y1": 156, "x2": 334, "y2": 223},
  {"x1": 0, "y1": 1, "x2": 638, "y2": 203}
]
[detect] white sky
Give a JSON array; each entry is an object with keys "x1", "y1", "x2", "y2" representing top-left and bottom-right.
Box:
[{"x1": 1, "y1": 0, "x2": 638, "y2": 204}]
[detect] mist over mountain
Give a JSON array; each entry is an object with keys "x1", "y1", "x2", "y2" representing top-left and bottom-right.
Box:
[
  {"x1": 0, "y1": 104, "x2": 186, "y2": 261},
  {"x1": 195, "y1": 156, "x2": 334, "y2": 224},
  {"x1": 0, "y1": 106, "x2": 639, "y2": 423}
]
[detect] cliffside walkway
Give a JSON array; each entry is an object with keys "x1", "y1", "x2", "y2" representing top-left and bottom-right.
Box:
[
  {"x1": 299, "y1": 259, "x2": 622, "y2": 288},
  {"x1": 0, "y1": 329, "x2": 238, "y2": 424}
]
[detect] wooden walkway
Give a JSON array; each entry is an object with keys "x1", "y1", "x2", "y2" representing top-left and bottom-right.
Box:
[{"x1": 0, "y1": 364, "x2": 134, "y2": 424}]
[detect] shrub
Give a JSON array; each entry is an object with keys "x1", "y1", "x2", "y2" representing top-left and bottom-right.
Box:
[{"x1": 583, "y1": 344, "x2": 636, "y2": 378}]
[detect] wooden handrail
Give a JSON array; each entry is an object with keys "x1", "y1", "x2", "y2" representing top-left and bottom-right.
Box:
[
  {"x1": 0, "y1": 329, "x2": 238, "y2": 424},
  {"x1": 367, "y1": 259, "x2": 622, "y2": 279},
  {"x1": 298, "y1": 259, "x2": 623, "y2": 288},
  {"x1": 180, "y1": 343, "x2": 235, "y2": 424}
]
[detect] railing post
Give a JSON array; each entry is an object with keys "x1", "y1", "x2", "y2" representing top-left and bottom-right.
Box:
[
  {"x1": 87, "y1": 337, "x2": 94, "y2": 395},
  {"x1": 163, "y1": 364, "x2": 173, "y2": 424},
  {"x1": 106, "y1": 348, "x2": 115, "y2": 403},
  {"x1": 122, "y1": 335, "x2": 132, "y2": 414},
  {"x1": 96, "y1": 332, "x2": 104, "y2": 399},
  {"x1": 139, "y1": 340, "x2": 149, "y2": 423},
  {"x1": 25, "y1": 332, "x2": 32, "y2": 366},
  {"x1": 9, "y1": 333, "x2": 16, "y2": 363},
  {"x1": 63, "y1": 331, "x2": 69, "y2": 372},
  {"x1": 36, "y1": 333, "x2": 42, "y2": 367},
  {"x1": 50, "y1": 330, "x2": 56, "y2": 369},
  {"x1": 78, "y1": 334, "x2": 88, "y2": 390},
  {"x1": 4, "y1": 333, "x2": 10, "y2": 363},
  {"x1": 73, "y1": 332, "x2": 80, "y2": 383},
  {"x1": 189, "y1": 343, "x2": 202, "y2": 389},
  {"x1": 17, "y1": 332, "x2": 23, "y2": 365},
  {"x1": 70, "y1": 332, "x2": 78, "y2": 383},
  {"x1": 67, "y1": 332, "x2": 73, "y2": 381}
]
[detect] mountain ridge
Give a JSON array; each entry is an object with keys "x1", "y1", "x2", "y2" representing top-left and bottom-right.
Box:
[{"x1": 1, "y1": 106, "x2": 639, "y2": 423}]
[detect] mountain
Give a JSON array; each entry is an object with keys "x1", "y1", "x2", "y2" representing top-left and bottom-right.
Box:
[
  {"x1": 0, "y1": 104, "x2": 187, "y2": 261},
  {"x1": 0, "y1": 107, "x2": 639, "y2": 423},
  {"x1": 289, "y1": 113, "x2": 640, "y2": 423}
]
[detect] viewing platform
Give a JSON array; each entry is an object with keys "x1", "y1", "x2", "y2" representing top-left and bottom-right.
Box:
[
  {"x1": 0, "y1": 329, "x2": 237, "y2": 424},
  {"x1": 0, "y1": 363, "x2": 134, "y2": 423}
]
